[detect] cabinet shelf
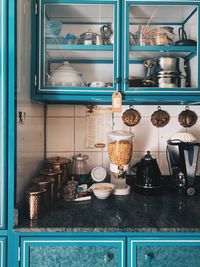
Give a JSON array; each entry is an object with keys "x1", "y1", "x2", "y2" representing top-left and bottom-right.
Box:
[
  {"x1": 46, "y1": 44, "x2": 113, "y2": 51},
  {"x1": 129, "y1": 46, "x2": 197, "y2": 61}
]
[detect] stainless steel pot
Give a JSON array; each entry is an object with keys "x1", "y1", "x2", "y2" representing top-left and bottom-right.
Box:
[
  {"x1": 155, "y1": 57, "x2": 186, "y2": 75},
  {"x1": 157, "y1": 74, "x2": 186, "y2": 88}
]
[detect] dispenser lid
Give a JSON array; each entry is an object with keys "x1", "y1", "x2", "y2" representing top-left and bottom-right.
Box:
[
  {"x1": 169, "y1": 133, "x2": 197, "y2": 143},
  {"x1": 91, "y1": 167, "x2": 107, "y2": 182},
  {"x1": 108, "y1": 130, "x2": 134, "y2": 141}
]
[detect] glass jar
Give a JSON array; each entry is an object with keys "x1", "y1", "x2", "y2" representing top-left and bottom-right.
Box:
[{"x1": 71, "y1": 154, "x2": 90, "y2": 185}]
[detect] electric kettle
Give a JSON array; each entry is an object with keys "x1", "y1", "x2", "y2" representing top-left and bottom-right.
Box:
[{"x1": 132, "y1": 151, "x2": 162, "y2": 194}]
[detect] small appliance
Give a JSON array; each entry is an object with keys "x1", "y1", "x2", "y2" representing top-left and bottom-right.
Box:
[
  {"x1": 132, "y1": 151, "x2": 162, "y2": 195},
  {"x1": 167, "y1": 133, "x2": 200, "y2": 196}
]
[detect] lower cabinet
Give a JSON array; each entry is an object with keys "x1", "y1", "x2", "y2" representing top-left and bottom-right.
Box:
[
  {"x1": 128, "y1": 238, "x2": 200, "y2": 267},
  {"x1": 20, "y1": 237, "x2": 125, "y2": 267},
  {"x1": 0, "y1": 237, "x2": 6, "y2": 267}
]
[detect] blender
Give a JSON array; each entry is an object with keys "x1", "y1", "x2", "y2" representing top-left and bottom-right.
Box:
[{"x1": 107, "y1": 130, "x2": 134, "y2": 195}]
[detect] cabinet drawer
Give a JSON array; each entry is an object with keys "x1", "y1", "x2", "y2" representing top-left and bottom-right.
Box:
[
  {"x1": 128, "y1": 239, "x2": 200, "y2": 267},
  {"x1": 21, "y1": 237, "x2": 125, "y2": 267}
]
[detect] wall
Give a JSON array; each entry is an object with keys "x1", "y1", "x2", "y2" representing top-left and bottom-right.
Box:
[
  {"x1": 16, "y1": 0, "x2": 44, "y2": 202},
  {"x1": 46, "y1": 105, "x2": 200, "y2": 176}
]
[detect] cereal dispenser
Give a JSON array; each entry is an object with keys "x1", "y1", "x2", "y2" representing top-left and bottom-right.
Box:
[{"x1": 107, "y1": 130, "x2": 134, "y2": 195}]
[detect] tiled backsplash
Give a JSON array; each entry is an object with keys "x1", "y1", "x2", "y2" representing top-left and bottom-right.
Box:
[{"x1": 47, "y1": 105, "x2": 200, "y2": 175}]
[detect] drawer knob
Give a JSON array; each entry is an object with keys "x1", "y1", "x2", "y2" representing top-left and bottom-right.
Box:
[
  {"x1": 104, "y1": 253, "x2": 114, "y2": 263},
  {"x1": 144, "y1": 252, "x2": 154, "y2": 263}
]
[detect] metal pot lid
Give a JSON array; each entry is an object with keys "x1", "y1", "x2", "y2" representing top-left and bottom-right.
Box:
[
  {"x1": 25, "y1": 187, "x2": 46, "y2": 195},
  {"x1": 73, "y1": 153, "x2": 88, "y2": 161},
  {"x1": 178, "y1": 106, "x2": 198, "y2": 128},
  {"x1": 40, "y1": 168, "x2": 63, "y2": 176},
  {"x1": 151, "y1": 106, "x2": 170, "y2": 128},
  {"x1": 46, "y1": 156, "x2": 71, "y2": 165},
  {"x1": 122, "y1": 106, "x2": 141, "y2": 127},
  {"x1": 32, "y1": 177, "x2": 55, "y2": 185}
]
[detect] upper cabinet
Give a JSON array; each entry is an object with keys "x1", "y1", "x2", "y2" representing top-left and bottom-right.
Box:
[
  {"x1": 123, "y1": 1, "x2": 199, "y2": 102},
  {"x1": 0, "y1": 0, "x2": 7, "y2": 229},
  {"x1": 32, "y1": 0, "x2": 200, "y2": 103},
  {"x1": 32, "y1": 0, "x2": 120, "y2": 102}
]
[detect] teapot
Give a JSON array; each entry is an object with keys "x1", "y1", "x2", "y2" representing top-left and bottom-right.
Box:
[
  {"x1": 100, "y1": 23, "x2": 114, "y2": 45},
  {"x1": 132, "y1": 151, "x2": 162, "y2": 194}
]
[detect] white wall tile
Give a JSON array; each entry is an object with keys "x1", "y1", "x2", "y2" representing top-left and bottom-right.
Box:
[
  {"x1": 187, "y1": 119, "x2": 200, "y2": 141},
  {"x1": 158, "y1": 118, "x2": 186, "y2": 151},
  {"x1": 47, "y1": 105, "x2": 74, "y2": 117},
  {"x1": 131, "y1": 117, "x2": 159, "y2": 152},
  {"x1": 47, "y1": 117, "x2": 74, "y2": 152}
]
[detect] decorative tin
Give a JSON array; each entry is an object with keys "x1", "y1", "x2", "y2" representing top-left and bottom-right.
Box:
[
  {"x1": 178, "y1": 106, "x2": 198, "y2": 128},
  {"x1": 151, "y1": 106, "x2": 170, "y2": 128},
  {"x1": 122, "y1": 106, "x2": 141, "y2": 126}
]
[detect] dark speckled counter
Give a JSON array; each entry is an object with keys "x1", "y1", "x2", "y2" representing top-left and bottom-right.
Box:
[{"x1": 15, "y1": 189, "x2": 200, "y2": 232}]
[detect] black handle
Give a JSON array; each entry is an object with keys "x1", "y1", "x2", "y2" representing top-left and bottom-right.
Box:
[{"x1": 178, "y1": 27, "x2": 188, "y2": 40}]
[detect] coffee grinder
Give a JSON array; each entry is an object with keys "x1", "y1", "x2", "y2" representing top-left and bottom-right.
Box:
[
  {"x1": 167, "y1": 133, "x2": 200, "y2": 196},
  {"x1": 107, "y1": 131, "x2": 134, "y2": 195}
]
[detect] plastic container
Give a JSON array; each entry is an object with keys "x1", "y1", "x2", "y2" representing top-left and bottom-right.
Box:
[
  {"x1": 71, "y1": 154, "x2": 91, "y2": 185},
  {"x1": 107, "y1": 131, "x2": 134, "y2": 169}
]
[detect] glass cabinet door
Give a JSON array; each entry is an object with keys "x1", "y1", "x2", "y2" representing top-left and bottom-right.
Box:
[
  {"x1": 0, "y1": 0, "x2": 7, "y2": 230},
  {"x1": 37, "y1": 0, "x2": 119, "y2": 96},
  {"x1": 123, "y1": 1, "x2": 199, "y2": 97}
]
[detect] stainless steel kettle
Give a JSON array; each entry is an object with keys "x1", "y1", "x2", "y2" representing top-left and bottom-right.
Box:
[{"x1": 132, "y1": 151, "x2": 162, "y2": 194}]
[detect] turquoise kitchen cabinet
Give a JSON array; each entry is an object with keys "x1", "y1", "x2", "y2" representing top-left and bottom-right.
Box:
[
  {"x1": 128, "y1": 238, "x2": 200, "y2": 267},
  {"x1": 31, "y1": 0, "x2": 121, "y2": 102},
  {"x1": 123, "y1": 1, "x2": 200, "y2": 103},
  {"x1": 20, "y1": 237, "x2": 125, "y2": 267},
  {"x1": 0, "y1": 237, "x2": 6, "y2": 267},
  {"x1": 0, "y1": 0, "x2": 7, "y2": 230},
  {"x1": 32, "y1": 0, "x2": 200, "y2": 104}
]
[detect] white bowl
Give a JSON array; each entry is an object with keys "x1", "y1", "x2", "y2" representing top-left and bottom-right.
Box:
[{"x1": 89, "y1": 183, "x2": 115, "y2": 200}]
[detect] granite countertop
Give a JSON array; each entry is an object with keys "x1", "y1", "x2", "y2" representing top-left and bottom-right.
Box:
[{"x1": 15, "y1": 189, "x2": 200, "y2": 233}]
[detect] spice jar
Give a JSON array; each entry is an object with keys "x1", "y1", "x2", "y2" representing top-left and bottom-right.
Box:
[{"x1": 45, "y1": 156, "x2": 71, "y2": 182}]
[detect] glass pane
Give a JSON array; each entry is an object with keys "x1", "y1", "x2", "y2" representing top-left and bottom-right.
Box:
[
  {"x1": 128, "y1": 5, "x2": 198, "y2": 89},
  {"x1": 42, "y1": 4, "x2": 114, "y2": 89}
]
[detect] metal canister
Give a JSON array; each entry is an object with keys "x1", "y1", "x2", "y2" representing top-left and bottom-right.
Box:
[
  {"x1": 25, "y1": 188, "x2": 46, "y2": 220},
  {"x1": 40, "y1": 168, "x2": 63, "y2": 200},
  {"x1": 32, "y1": 177, "x2": 55, "y2": 209},
  {"x1": 45, "y1": 156, "x2": 71, "y2": 182}
]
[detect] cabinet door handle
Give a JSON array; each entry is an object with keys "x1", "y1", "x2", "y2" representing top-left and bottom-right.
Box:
[
  {"x1": 144, "y1": 252, "x2": 155, "y2": 263},
  {"x1": 114, "y1": 78, "x2": 121, "y2": 84},
  {"x1": 104, "y1": 253, "x2": 114, "y2": 263}
]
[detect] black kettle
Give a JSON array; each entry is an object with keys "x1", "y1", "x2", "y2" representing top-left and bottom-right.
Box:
[{"x1": 132, "y1": 151, "x2": 162, "y2": 195}]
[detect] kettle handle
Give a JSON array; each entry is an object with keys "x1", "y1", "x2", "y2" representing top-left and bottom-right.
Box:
[{"x1": 178, "y1": 27, "x2": 187, "y2": 40}]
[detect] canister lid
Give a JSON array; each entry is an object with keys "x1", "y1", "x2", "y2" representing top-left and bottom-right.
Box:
[
  {"x1": 91, "y1": 167, "x2": 107, "y2": 182},
  {"x1": 40, "y1": 168, "x2": 63, "y2": 176},
  {"x1": 73, "y1": 153, "x2": 88, "y2": 161},
  {"x1": 32, "y1": 177, "x2": 55, "y2": 185},
  {"x1": 108, "y1": 130, "x2": 134, "y2": 141},
  {"x1": 25, "y1": 187, "x2": 46, "y2": 195},
  {"x1": 46, "y1": 156, "x2": 71, "y2": 165}
]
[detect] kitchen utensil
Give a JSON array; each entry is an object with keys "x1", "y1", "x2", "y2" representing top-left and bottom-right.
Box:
[
  {"x1": 157, "y1": 74, "x2": 186, "y2": 88},
  {"x1": 95, "y1": 34, "x2": 104, "y2": 45},
  {"x1": 47, "y1": 21, "x2": 62, "y2": 36},
  {"x1": 147, "y1": 26, "x2": 175, "y2": 46},
  {"x1": 151, "y1": 106, "x2": 170, "y2": 128},
  {"x1": 71, "y1": 153, "x2": 91, "y2": 185},
  {"x1": 46, "y1": 156, "x2": 71, "y2": 182},
  {"x1": 79, "y1": 30, "x2": 97, "y2": 45},
  {"x1": 122, "y1": 106, "x2": 141, "y2": 127},
  {"x1": 46, "y1": 61, "x2": 86, "y2": 87},
  {"x1": 40, "y1": 169, "x2": 63, "y2": 200},
  {"x1": 132, "y1": 151, "x2": 162, "y2": 195},
  {"x1": 167, "y1": 133, "x2": 200, "y2": 196},
  {"x1": 155, "y1": 57, "x2": 185, "y2": 73},
  {"x1": 25, "y1": 188, "x2": 46, "y2": 220},
  {"x1": 100, "y1": 24, "x2": 114, "y2": 45},
  {"x1": 178, "y1": 106, "x2": 198, "y2": 128},
  {"x1": 65, "y1": 33, "x2": 77, "y2": 44},
  {"x1": 175, "y1": 27, "x2": 197, "y2": 46},
  {"x1": 90, "y1": 81, "x2": 106, "y2": 88},
  {"x1": 129, "y1": 76, "x2": 154, "y2": 87},
  {"x1": 32, "y1": 177, "x2": 55, "y2": 209},
  {"x1": 88, "y1": 183, "x2": 115, "y2": 199}
]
